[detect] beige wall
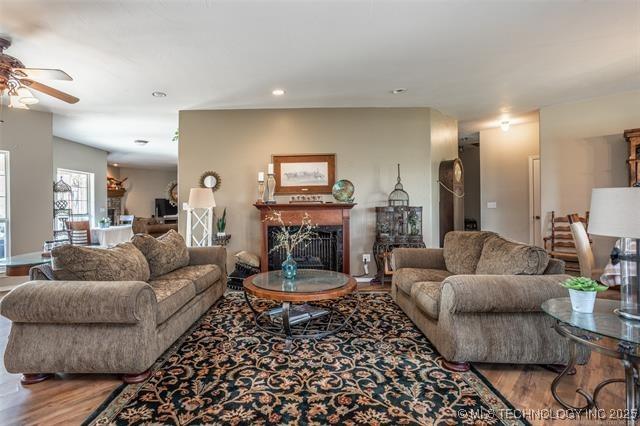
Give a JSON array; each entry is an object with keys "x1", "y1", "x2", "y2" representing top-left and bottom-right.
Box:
[
  {"x1": 110, "y1": 167, "x2": 177, "y2": 217},
  {"x1": 179, "y1": 108, "x2": 456, "y2": 274},
  {"x1": 540, "y1": 90, "x2": 640, "y2": 267},
  {"x1": 428, "y1": 109, "x2": 459, "y2": 247},
  {"x1": 53, "y1": 136, "x2": 108, "y2": 225},
  {"x1": 460, "y1": 144, "x2": 480, "y2": 225},
  {"x1": 480, "y1": 121, "x2": 539, "y2": 243},
  {"x1": 0, "y1": 109, "x2": 53, "y2": 255}
]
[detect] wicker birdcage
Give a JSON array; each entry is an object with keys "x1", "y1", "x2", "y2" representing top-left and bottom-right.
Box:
[
  {"x1": 388, "y1": 163, "x2": 409, "y2": 207},
  {"x1": 53, "y1": 178, "x2": 73, "y2": 242}
]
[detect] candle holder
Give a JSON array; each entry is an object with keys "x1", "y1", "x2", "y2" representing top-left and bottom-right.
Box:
[
  {"x1": 257, "y1": 180, "x2": 265, "y2": 204},
  {"x1": 266, "y1": 173, "x2": 277, "y2": 204}
]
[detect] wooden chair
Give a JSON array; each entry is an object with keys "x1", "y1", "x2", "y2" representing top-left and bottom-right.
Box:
[
  {"x1": 66, "y1": 220, "x2": 92, "y2": 246},
  {"x1": 567, "y1": 213, "x2": 603, "y2": 280},
  {"x1": 543, "y1": 211, "x2": 589, "y2": 274}
]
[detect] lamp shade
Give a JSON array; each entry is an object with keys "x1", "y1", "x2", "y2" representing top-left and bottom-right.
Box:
[
  {"x1": 589, "y1": 187, "x2": 640, "y2": 239},
  {"x1": 188, "y1": 188, "x2": 216, "y2": 208}
]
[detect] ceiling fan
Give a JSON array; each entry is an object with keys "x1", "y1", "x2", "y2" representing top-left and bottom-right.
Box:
[{"x1": 0, "y1": 36, "x2": 79, "y2": 110}]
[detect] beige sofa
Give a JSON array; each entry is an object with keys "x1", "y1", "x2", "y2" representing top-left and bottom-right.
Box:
[
  {"x1": 1, "y1": 245, "x2": 226, "y2": 385},
  {"x1": 392, "y1": 231, "x2": 576, "y2": 371}
]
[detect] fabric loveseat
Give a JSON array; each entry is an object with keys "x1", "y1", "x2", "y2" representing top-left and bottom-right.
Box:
[
  {"x1": 1, "y1": 230, "x2": 226, "y2": 385},
  {"x1": 392, "y1": 231, "x2": 576, "y2": 371}
]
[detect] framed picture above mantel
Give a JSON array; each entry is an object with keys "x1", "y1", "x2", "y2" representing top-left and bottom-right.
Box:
[{"x1": 273, "y1": 153, "x2": 336, "y2": 194}]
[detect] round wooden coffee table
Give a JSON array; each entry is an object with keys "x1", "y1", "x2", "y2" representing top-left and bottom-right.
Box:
[{"x1": 243, "y1": 269, "x2": 358, "y2": 352}]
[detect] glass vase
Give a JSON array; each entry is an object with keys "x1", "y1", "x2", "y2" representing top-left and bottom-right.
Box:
[{"x1": 281, "y1": 253, "x2": 298, "y2": 279}]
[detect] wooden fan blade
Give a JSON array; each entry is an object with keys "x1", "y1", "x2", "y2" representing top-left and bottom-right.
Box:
[
  {"x1": 13, "y1": 68, "x2": 72, "y2": 81},
  {"x1": 20, "y1": 78, "x2": 79, "y2": 104}
]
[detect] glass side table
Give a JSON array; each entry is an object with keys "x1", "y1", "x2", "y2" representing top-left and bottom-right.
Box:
[{"x1": 542, "y1": 298, "x2": 640, "y2": 425}]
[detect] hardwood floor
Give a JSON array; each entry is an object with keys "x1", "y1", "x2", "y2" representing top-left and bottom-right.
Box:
[{"x1": 0, "y1": 289, "x2": 626, "y2": 425}]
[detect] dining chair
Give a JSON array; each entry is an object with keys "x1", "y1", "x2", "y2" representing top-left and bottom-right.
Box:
[
  {"x1": 66, "y1": 220, "x2": 92, "y2": 246},
  {"x1": 119, "y1": 215, "x2": 135, "y2": 225}
]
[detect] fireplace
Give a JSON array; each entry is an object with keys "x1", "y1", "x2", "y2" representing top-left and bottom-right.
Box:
[
  {"x1": 255, "y1": 203, "x2": 355, "y2": 274},
  {"x1": 268, "y1": 225, "x2": 343, "y2": 271}
]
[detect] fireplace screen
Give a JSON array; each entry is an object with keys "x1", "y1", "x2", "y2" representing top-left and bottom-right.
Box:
[{"x1": 267, "y1": 225, "x2": 343, "y2": 272}]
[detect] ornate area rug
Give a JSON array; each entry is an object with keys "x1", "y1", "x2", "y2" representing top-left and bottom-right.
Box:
[{"x1": 85, "y1": 292, "x2": 527, "y2": 425}]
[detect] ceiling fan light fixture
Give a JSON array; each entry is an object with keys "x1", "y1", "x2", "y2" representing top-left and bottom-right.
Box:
[
  {"x1": 16, "y1": 87, "x2": 38, "y2": 105},
  {"x1": 134, "y1": 139, "x2": 149, "y2": 146},
  {"x1": 8, "y1": 95, "x2": 29, "y2": 109}
]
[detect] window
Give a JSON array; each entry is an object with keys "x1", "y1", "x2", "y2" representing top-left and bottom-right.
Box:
[
  {"x1": 0, "y1": 151, "x2": 9, "y2": 261},
  {"x1": 57, "y1": 168, "x2": 95, "y2": 225}
]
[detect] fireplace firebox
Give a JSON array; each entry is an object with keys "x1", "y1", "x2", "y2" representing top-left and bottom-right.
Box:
[
  {"x1": 267, "y1": 225, "x2": 343, "y2": 271},
  {"x1": 254, "y1": 203, "x2": 355, "y2": 274}
]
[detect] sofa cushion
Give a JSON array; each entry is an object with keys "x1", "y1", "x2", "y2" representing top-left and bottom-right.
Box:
[
  {"x1": 154, "y1": 265, "x2": 221, "y2": 294},
  {"x1": 475, "y1": 235, "x2": 549, "y2": 275},
  {"x1": 394, "y1": 268, "x2": 452, "y2": 295},
  {"x1": 148, "y1": 279, "x2": 196, "y2": 324},
  {"x1": 411, "y1": 281, "x2": 443, "y2": 320},
  {"x1": 131, "y1": 230, "x2": 190, "y2": 278},
  {"x1": 443, "y1": 231, "x2": 496, "y2": 274},
  {"x1": 51, "y1": 242, "x2": 150, "y2": 282}
]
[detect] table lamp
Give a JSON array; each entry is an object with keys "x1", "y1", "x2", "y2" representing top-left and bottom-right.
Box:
[
  {"x1": 589, "y1": 187, "x2": 640, "y2": 320},
  {"x1": 186, "y1": 188, "x2": 216, "y2": 247}
]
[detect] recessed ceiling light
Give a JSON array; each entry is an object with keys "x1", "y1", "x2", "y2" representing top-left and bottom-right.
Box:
[
  {"x1": 500, "y1": 120, "x2": 510, "y2": 132},
  {"x1": 391, "y1": 88, "x2": 407, "y2": 94},
  {"x1": 112, "y1": 163, "x2": 119, "y2": 167},
  {"x1": 134, "y1": 139, "x2": 149, "y2": 146},
  {"x1": 272, "y1": 89, "x2": 285, "y2": 96},
  {"x1": 152, "y1": 91, "x2": 167, "y2": 97}
]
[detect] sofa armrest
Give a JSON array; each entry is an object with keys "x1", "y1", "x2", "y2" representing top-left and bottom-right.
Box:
[
  {"x1": 392, "y1": 248, "x2": 446, "y2": 271},
  {"x1": 440, "y1": 274, "x2": 571, "y2": 314},
  {"x1": 188, "y1": 246, "x2": 227, "y2": 276},
  {"x1": 0, "y1": 280, "x2": 156, "y2": 324}
]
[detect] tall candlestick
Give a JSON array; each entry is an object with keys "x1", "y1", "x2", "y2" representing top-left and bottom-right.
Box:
[
  {"x1": 257, "y1": 180, "x2": 265, "y2": 203},
  {"x1": 268, "y1": 163, "x2": 274, "y2": 175},
  {"x1": 266, "y1": 172, "x2": 276, "y2": 204}
]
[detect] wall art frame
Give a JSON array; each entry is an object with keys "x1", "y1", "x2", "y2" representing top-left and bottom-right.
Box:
[{"x1": 273, "y1": 153, "x2": 336, "y2": 195}]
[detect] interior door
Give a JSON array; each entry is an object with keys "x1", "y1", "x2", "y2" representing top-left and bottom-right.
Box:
[{"x1": 529, "y1": 156, "x2": 542, "y2": 246}]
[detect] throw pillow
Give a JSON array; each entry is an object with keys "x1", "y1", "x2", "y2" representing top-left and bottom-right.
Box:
[
  {"x1": 234, "y1": 250, "x2": 260, "y2": 268},
  {"x1": 131, "y1": 229, "x2": 190, "y2": 278},
  {"x1": 475, "y1": 235, "x2": 549, "y2": 275},
  {"x1": 443, "y1": 231, "x2": 496, "y2": 274},
  {"x1": 51, "y1": 242, "x2": 150, "y2": 281}
]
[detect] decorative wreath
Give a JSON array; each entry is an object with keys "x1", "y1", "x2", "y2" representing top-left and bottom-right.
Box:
[
  {"x1": 199, "y1": 171, "x2": 222, "y2": 192},
  {"x1": 166, "y1": 180, "x2": 178, "y2": 206}
]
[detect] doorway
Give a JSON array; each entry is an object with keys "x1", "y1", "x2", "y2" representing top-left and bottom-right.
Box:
[
  {"x1": 528, "y1": 155, "x2": 542, "y2": 246},
  {"x1": 459, "y1": 137, "x2": 480, "y2": 231}
]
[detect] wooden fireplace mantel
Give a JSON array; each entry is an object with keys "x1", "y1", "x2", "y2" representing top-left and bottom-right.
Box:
[{"x1": 254, "y1": 203, "x2": 356, "y2": 273}]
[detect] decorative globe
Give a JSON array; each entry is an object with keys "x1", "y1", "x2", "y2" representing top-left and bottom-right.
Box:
[{"x1": 332, "y1": 179, "x2": 355, "y2": 203}]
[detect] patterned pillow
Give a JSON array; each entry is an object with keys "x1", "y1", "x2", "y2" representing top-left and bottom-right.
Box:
[
  {"x1": 51, "y1": 242, "x2": 150, "y2": 281},
  {"x1": 475, "y1": 235, "x2": 549, "y2": 275},
  {"x1": 234, "y1": 250, "x2": 260, "y2": 268},
  {"x1": 131, "y1": 230, "x2": 190, "y2": 278},
  {"x1": 443, "y1": 231, "x2": 496, "y2": 274}
]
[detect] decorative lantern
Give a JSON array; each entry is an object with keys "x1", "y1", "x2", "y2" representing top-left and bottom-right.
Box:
[{"x1": 388, "y1": 164, "x2": 410, "y2": 207}]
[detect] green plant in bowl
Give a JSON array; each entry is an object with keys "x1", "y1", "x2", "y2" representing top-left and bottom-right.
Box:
[
  {"x1": 562, "y1": 277, "x2": 607, "y2": 314},
  {"x1": 561, "y1": 277, "x2": 608, "y2": 292}
]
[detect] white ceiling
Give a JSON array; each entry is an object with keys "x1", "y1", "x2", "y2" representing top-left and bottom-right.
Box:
[{"x1": 0, "y1": 0, "x2": 638, "y2": 167}]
